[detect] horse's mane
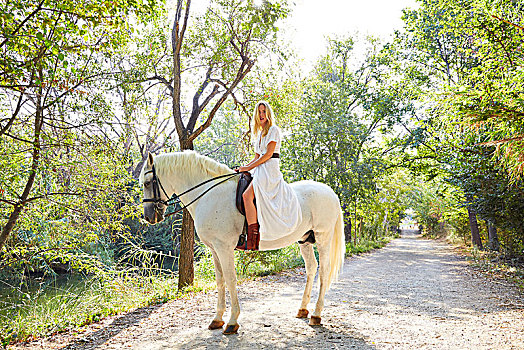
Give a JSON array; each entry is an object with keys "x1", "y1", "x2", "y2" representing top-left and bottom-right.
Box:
[{"x1": 153, "y1": 151, "x2": 234, "y2": 180}]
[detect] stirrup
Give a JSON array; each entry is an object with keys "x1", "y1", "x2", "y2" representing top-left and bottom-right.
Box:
[
  {"x1": 235, "y1": 221, "x2": 248, "y2": 250},
  {"x1": 235, "y1": 233, "x2": 248, "y2": 250}
]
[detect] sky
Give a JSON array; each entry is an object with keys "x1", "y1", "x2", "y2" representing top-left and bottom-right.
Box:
[
  {"x1": 283, "y1": 0, "x2": 419, "y2": 70},
  {"x1": 188, "y1": 0, "x2": 420, "y2": 72}
]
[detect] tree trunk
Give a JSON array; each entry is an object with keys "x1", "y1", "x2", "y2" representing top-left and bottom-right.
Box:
[
  {"x1": 353, "y1": 199, "x2": 358, "y2": 244},
  {"x1": 177, "y1": 138, "x2": 195, "y2": 290},
  {"x1": 0, "y1": 84, "x2": 43, "y2": 252},
  {"x1": 178, "y1": 208, "x2": 195, "y2": 289},
  {"x1": 344, "y1": 217, "x2": 352, "y2": 243},
  {"x1": 487, "y1": 221, "x2": 500, "y2": 252},
  {"x1": 467, "y1": 205, "x2": 483, "y2": 250},
  {"x1": 343, "y1": 204, "x2": 351, "y2": 243},
  {"x1": 382, "y1": 211, "x2": 388, "y2": 236},
  {"x1": 0, "y1": 205, "x2": 24, "y2": 251}
]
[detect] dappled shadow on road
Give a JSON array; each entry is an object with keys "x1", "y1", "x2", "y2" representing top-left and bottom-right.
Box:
[
  {"x1": 326, "y1": 232, "x2": 523, "y2": 323},
  {"x1": 60, "y1": 304, "x2": 162, "y2": 350},
  {"x1": 171, "y1": 321, "x2": 375, "y2": 350},
  {"x1": 9, "y1": 230, "x2": 523, "y2": 350}
]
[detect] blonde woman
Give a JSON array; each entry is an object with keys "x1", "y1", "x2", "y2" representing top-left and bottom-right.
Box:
[{"x1": 236, "y1": 101, "x2": 302, "y2": 250}]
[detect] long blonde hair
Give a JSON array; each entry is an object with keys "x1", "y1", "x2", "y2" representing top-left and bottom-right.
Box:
[{"x1": 252, "y1": 100, "x2": 274, "y2": 137}]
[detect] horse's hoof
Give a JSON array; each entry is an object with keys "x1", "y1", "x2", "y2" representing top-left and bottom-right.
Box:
[
  {"x1": 296, "y1": 309, "x2": 309, "y2": 318},
  {"x1": 223, "y1": 324, "x2": 239, "y2": 335},
  {"x1": 309, "y1": 316, "x2": 322, "y2": 326},
  {"x1": 208, "y1": 320, "x2": 225, "y2": 330}
]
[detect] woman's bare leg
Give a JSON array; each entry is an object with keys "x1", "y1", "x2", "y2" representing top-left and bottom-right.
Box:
[{"x1": 242, "y1": 182, "x2": 257, "y2": 225}]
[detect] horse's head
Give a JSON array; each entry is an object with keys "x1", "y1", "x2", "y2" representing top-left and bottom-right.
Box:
[{"x1": 140, "y1": 153, "x2": 167, "y2": 224}]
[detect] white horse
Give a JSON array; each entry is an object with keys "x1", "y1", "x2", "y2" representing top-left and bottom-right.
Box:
[{"x1": 139, "y1": 151, "x2": 345, "y2": 334}]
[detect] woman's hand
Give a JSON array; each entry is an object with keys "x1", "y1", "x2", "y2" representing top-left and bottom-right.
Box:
[{"x1": 238, "y1": 166, "x2": 250, "y2": 173}]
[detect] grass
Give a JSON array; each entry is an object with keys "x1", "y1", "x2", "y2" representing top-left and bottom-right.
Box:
[
  {"x1": 0, "y1": 272, "x2": 217, "y2": 347},
  {"x1": 346, "y1": 236, "x2": 392, "y2": 256},
  {"x1": 1, "y1": 235, "x2": 394, "y2": 347}
]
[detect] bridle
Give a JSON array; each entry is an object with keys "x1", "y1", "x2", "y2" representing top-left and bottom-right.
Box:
[
  {"x1": 142, "y1": 165, "x2": 170, "y2": 214},
  {"x1": 142, "y1": 164, "x2": 243, "y2": 218}
]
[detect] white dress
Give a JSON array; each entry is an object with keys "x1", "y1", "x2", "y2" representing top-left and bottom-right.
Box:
[{"x1": 252, "y1": 125, "x2": 302, "y2": 240}]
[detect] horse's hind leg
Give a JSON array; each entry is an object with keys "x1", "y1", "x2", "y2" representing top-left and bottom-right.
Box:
[
  {"x1": 208, "y1": 249, "x2": 226, "y2": 330},
  {"x1": 310, "y1": 241, "x2": 331, "y2": 326},
  {"x1": 297, "y1": 242, "x2": 318, "y2": 319}
]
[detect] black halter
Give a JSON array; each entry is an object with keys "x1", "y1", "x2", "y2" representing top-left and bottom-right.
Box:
[
  {"x1": 142, "y1": 165, "x2": 170, "y2": 208},
  {"x1": 142, "y1": 164, "x2": 243, "y2": 217}
]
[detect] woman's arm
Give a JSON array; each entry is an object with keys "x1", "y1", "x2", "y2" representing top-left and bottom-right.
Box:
[
  {"x1": 245, "y1": 154, "x2": 260, "y2": 167},
  {"x1": 235, "y1": 154, "x2": 260, "y2": 172},
  {"x1": 238, "y1": 141, "x2": 276, "y2": 172}
]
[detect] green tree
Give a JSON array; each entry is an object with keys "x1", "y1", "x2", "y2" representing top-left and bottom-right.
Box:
[
  {"x1": 283, "y1": 35, "x2": 411, "y2": 242},
  {"x1": 0, "y1": 0, "x2": 160, "y2": 252},
  {"x1": 390, "y1": 0, "x2": 524, "y2": 252}
]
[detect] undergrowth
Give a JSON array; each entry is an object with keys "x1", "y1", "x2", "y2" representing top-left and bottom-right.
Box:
[{"x1": 465, "y1": 248, "x2": 524, "y2": 290}]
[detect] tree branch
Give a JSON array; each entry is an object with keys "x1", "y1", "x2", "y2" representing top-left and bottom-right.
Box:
[
  {"x1": 21, "y1": 192, "x2": 85, "y2": 205},
  {"x1": 198, "y1": 85, "x2": 220, "y2": 114},
  {"x1": 490, "y1": 14, "x2": 524, "y2": 32},
  {"x1": 0, "y1": 0, "x2": 45, "y2": 49},
  {"x1": 177, "y1": 0, "x2": 191, "y2": 54},
  {"x1": 0, "y1": 246, "x2": 76, "y2": 270},
  {"x1": 187, "y1": 66, "x2": 216, "y2": 133},
  {"x1": 0, "y1": 198, "x2": 16, "y2": 206},
  {"x1": 146, "y1": 75, "x2": 174, "y2": 96},
  {"x1": 188, "y1": 58, "x2": 255, "y2": 143},
  {"x1": 171, "y1": 0, "x2": 188, "y2": 143},
  {"x1": 0, "y1": 91, "x2": 25, "y2": 137},
  {"x1": 400, "y1": 122, "x2": 437, "y2": 154}
]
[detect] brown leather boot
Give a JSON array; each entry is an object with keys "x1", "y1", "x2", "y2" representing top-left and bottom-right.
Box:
[{"x1": 246, "y1": 223, "x2": 260, "y2": 251}]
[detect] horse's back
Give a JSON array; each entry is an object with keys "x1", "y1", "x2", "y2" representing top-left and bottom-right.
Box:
[
  {"x1": 291, "y1": 180, "x2": 339, "y2": 204},
  {"x1": 290, "y1": 180, "x2": 341, "y2": 232}
]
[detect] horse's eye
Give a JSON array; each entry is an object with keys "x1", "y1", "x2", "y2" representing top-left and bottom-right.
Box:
[{"x1": 144, "y1": 181, "x2": 151, "y2": 188}]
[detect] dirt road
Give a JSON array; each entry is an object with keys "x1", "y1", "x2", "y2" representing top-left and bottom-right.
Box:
[{"x1": 12, "y1": 231, "x2": 524, "y2": 349}]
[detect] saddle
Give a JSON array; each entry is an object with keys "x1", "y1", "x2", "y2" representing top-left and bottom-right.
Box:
[
  {"x1": 235, "y1": 172, "x2": 259, "y2": 250},
  {"x1": 235, "y1": 172, "x2": 253, "y2": 216}
]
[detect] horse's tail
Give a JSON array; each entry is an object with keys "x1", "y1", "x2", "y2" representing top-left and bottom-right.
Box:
[{"x1": 327, "y1": 205, "x2": 345, "y2": 288}]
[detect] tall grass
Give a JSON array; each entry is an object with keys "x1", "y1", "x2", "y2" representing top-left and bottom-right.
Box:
[{"x1": 1, "y1": 273, "x2": 181, "y2": 346}]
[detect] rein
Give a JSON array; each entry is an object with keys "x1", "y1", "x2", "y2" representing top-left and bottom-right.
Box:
[{"x1": 143, "y1": 165, "x2": 243, "y2": 217}]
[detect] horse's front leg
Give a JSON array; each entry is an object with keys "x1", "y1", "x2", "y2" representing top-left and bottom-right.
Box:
[
  {"x1": 208, "y1": 249, "x2": 226, "y2": 330},
  {"x1": 215, "y1": 247, "x2": 241, "y2": 335}
]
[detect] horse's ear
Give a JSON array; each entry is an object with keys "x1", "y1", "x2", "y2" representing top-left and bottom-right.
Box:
[{"x1": 147, "y1": 152, "x2": 154, "y2": 167}]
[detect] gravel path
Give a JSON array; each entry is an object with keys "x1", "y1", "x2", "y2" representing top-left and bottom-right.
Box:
[{"x1": 11, "y1": 231, "x2": 524, "y2": 349}]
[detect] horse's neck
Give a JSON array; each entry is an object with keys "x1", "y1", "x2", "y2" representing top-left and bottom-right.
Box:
[
  {"x1": 160, "y1": 163, "x2": 233, "y2": 219},
  {"x1": 161, "y1": 166, "x2": 209, "y2": 199}
]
